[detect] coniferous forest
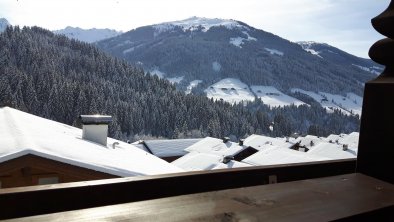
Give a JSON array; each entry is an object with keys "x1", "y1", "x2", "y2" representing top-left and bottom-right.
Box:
[{"x1": 0, "y1": 26, "x2": 360, "y2": 141}]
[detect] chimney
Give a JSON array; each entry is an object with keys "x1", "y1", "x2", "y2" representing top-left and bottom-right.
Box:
[
  {"x1": 239, "y1": 139, "x2": 245, "y2": 146},
  {"x1": 79, "y1": 115, "x2": 112, "y2": 146},
  {"x1": 343, "y1": 144, "x2": 348, "y2": 151}
]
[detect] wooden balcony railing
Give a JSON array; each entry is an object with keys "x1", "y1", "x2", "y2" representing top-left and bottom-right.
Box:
[
  {"x1": 0, "y1": 159, "x2": 356, "y2": 219},
  {"x1": 0, "y1": 1, "x2": 393, "y2": 221}
]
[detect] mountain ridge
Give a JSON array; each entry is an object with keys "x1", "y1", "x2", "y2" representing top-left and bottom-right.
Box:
[{"x1": 96, "y1": 17, "x2": 381, "y2": 97}]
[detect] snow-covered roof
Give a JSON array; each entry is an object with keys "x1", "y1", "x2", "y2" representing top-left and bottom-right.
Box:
[
  {"x1": 0, "y1": 107, "x2": 182, "y2": 177},
  {"x1": 135, "y1": 138, "x2": 202, "y2": 157},
  {"x1": 172, "y1": 152, "x2": 251, "y2": 171},
  {"x1": 337, "y1": 132, "x2": 359, "y2": 150},
  {"x1": 243, "y1": 134, "x2": 293, "y2": 150},
  {"x1": 242, "y1": 147, "x2": 330, "y2": 166},
  {"x1": 185, "y1": 137, "x2": 245, "y2": 157},
  {"x1": 307, "y1": 142, "x2": 357, "y2": 159},
  {"x1": 295, "y1": 135, "x2": 324, "y2": 148}
]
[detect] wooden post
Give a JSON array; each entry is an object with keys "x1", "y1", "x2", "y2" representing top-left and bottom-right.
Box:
[{"x1": 357, "y1": 1, "x2": 394, "y2": 183}]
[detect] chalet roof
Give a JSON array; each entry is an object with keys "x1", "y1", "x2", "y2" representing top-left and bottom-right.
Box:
[
  {"x1": 295, "y1": 135, "x2": 324, "y2": 148},
  {"x1": 307, "y1": 142, "x2": 357, "y2": 159},
  {"x1": 337, "y1": 132, "x2": 359, "y2": 150},
  {"x1": 134, "y1": 138, "x2": 202, "y2": 157},
  {"x1": 0, "y1": 107, "x2": 182, "y2": 177},
  {"x1": 172, "y1": 152, "x2": 251, "y2": 171},
  {"x1": 242, "y1": 147, "x2": 330, "y2": 166},
  {"x1": 184, "y1": 137, "x2": 246, "y2": 156},
  {"x1": 243, "y1": 134, "x2": 293, "y2": 150}
]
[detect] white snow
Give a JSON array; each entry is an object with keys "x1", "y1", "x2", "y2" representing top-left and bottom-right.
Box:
[
  {"x1": 308, "y1": 142, "x2": 356, "y2": 159},
  {"x1": 295, "y1": 135, "x2": 324, "y2": 148},
  {"x1": 229, "y1": 31, "x2": 257, "y2": 48},
  {"x1": 264, "y1": 48, "x2": 284, "y2": 56},
  {"x1": 205, "y1": 78, "x2": 255, "y2": 104},
  {"x1": 172, "y1": 152, "x2": 251, "y2": 171},
  {"x1": 297, "y1": 41, "x2": 323, "y2": 58},
  {"x1": 352, "y1": 64, "x2": 381, "y2": 75},
  {"x1": 185, "y1": 137, "x2": 245, "y2": 157},
  {"x1": 251, "y1": 86, "x2": 305, "y2": 107},
  {"x1": 0, "y1": 107, "x2": 182, "y2": 177},
  {"x1": 291, "y1": 88, "x2": 362, "y2": 116},
  {"x1": 230, "y1": 37, "x2": 245, "y2": 48},
  {"x1": 242, "y1": 148, "x2": 329, "y2": 166},
  {"x1": 185, "y1": 80, "x2": 202, "y2": 94},
  {"x1": 149, "y1": 68, "x2": 166, "y2": 78},
  {"x1": 243, "y1": 134, "x2": 293, "y2": 150},
  {"x1": 53, "y1": 27, "x2": 122, "y2": 43},
  {"x1": 167, "y1": 76, "x2": 184, "y2": 84},
  {"x1": 212, "y1": 61, "x2": 221, "y2": 72},
  {"x1": 153, "y1": 17, "x2": 246, "y2": 36}
]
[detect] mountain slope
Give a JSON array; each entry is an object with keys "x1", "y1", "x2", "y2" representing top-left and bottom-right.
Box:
[
  {"x1": 53, "y1": 26, "x2": 122, "y2": 43},
  {"x1": 96, "y1": 17, "x2": 379, "y2": 97},
  {"x1": 297, "y1": 41, "x2": 383, "y2": 75}
]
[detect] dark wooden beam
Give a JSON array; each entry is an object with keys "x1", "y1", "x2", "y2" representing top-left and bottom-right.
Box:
[
  {"x1": 357, "y1": 0, "x2": 394, "y2": 184},
  {"x1": 5, "y1": 174, "x2": 394, "y2": 222},
  {"x1": 0, "y1": 159, "x2": 356, "y2": 220}
]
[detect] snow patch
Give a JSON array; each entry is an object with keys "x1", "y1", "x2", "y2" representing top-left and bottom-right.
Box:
[
  {"x1": 297, "y1": 41, "x2": 323, "y2": 58},
  {"x1": 352, "y1": 64, "x2": 381, "y2": 75},
  {"x1": 251, "y1": 86, "x2": 306, "y2": 107},
  {"x1": 264, "y1": 48, "x2": 284, "y2": 56},
  {"x1": 167, "y1": 76, "x2": 184, "y2": 84},
  {"x1": 230, "y1": 37, "x2": 244, "y2": 48},
  {"x1": 229, "y1": 31, "x2": 257, "y2": 48},
  {"x1": 291, "y1": 88, "x2": 362, "y2": 116},
  {"x1": 185, "y1": 80, "x2": 202, "y2": 94},
  {"x1": 205, "y1": 78, "x2": 255, "y2": 104},
  {"x1": 149, "y1": 68, "x2": 166, "y2": 78}
]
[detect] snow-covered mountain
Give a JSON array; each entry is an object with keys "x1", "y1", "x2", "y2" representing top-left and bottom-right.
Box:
[
  {"x1": 297, "y1": 41, "x2": 383, "y2": 75},
  {"x1": 53, "y1": 26, "x2": 122, "y2": 43},
  {"x1": 0, "y1": 18, "x2": 10, "y2": 32},
  {"x1": 96, "y1": 16, "x2": 381, "y2": 116}
]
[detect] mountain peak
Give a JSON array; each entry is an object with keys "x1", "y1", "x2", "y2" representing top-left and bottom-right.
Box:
[
  {"x1": 53, "y1": 27, "x2": 122, "y2": 43},
  {"x1": 0, "y1": 18, "x2": 10, "y2": 32},
  {"x1": 153, "y1": 16, "x2": 247, "y2": 34}
]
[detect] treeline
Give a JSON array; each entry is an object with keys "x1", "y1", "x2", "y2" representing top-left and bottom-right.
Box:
[{"x1": 0, "y1": 26, "x2": 359, "y2": 141}]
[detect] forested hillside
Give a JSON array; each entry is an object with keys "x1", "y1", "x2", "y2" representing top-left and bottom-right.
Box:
[{"x1": 0, "y1": 26, "x2": 360, "y2": 140}]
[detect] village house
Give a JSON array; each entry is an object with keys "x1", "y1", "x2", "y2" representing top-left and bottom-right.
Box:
[{"x1": 0, "y1": 107, "x2": 182, "y2": 189}]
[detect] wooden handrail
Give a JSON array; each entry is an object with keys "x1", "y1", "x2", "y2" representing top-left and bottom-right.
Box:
[{"x1": 0, "y1": 158, "x2": 356, "y2": 219}]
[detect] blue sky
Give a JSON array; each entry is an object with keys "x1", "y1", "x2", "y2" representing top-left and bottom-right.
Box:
[{"x1": 0, "y1": 0, "x2": 390, "y2": 58}]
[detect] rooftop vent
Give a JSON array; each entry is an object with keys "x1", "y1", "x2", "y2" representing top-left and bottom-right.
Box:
[
  {"x1": 222, "y1": 137, "x2": 230, "y2": 143},
  {"x1": 239, "y1": 139, "x2": 245, "y2": 146},
  {"x1": 343, "y1": 144, "x2": 349, "y2": 151},
  {"x1": 79, "y1": 115, "x2": 112, "y2": 146},
  {"x1": 222, "y1": 155, "x2": 234, "y2": 164}
]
